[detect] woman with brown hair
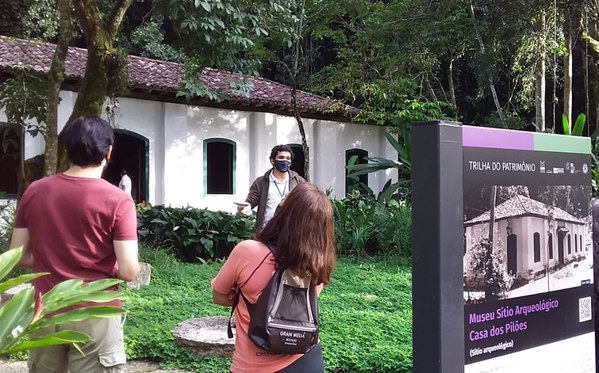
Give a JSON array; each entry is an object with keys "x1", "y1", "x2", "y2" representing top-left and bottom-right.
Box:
[{"x1": 212, "y1": 182, "x2": 336, "y2": 372}]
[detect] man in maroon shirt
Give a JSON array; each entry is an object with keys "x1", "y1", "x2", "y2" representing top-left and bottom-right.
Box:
[{"x1": 10, "y1": 116, "x2": 140, "y2": 373}]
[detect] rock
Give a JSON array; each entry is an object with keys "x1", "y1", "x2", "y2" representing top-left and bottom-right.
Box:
[
  {"x1": 172, "y1": 316, "x2": 235, "y2": 358},
  {"x1": 0, "y1": 283, "x2": 31, "y2": 307},
  {"x1": 126, "y1": 262, "x2": 152, "y2": 289}
]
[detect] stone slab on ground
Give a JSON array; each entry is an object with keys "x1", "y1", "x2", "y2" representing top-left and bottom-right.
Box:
[
  {"x1": 172, "y1": 316, "x2": 235, "y2": 358},
  {"x1": 126, "y1": 262, "x2": 152, "y2": 290},
  {"x1": 0, "y1": 359, "x2": 193, "y2": 373},
  {"x1": 0, "y1": 283, "x2": 31, "y2": 307}
]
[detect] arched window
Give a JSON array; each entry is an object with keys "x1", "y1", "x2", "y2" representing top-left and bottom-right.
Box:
[
  {"x1": 345, "y1": 148, "x2": 368, "y2": 195},
  {"x1": 567, "y1": 234, "x2": 571, "y2": 255},
  {"x1": 533, "y1": 232, "x2": 540, "y2": 263},
  {"x1": 575, "y1": 233, "x2": 578, "y2": 252},
  {"x1": 204, "y1": 139, "x2": 236, "y2": 194},
  {"x1": 288, "y1": 143, "x2": 305, "y2": 178},
  {"x1": 548, "y1": 233, "x2": 553, "y2": 260},
  {"x1": 0, "y1": 124, "x2": 19, "y2": 197}
]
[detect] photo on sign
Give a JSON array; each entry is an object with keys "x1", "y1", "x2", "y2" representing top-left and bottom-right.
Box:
[{"x1": 463, "y1": 184, "x2": 592, "y2": 305}]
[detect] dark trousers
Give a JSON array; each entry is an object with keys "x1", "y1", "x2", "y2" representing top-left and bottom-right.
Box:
[{"x1": 276, "y1": 344, "x2": 324, "y2": 373}]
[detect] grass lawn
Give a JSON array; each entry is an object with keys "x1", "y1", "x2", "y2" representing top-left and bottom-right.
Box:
[{"x1": 124, "y1": 248, "x2": 413, "y2": 372}]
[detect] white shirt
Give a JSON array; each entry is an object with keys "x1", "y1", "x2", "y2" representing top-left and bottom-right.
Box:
[
  {"x1": 262, "y1": 172, "x2": 289, "y2": 228},
  {"x1": 119, "y1": 174, "x2": 132, "y2": 196}
]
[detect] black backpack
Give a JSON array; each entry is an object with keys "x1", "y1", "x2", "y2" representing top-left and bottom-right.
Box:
[{"x1": 228, "y1": 244, "x2": 319, "y2": 354}]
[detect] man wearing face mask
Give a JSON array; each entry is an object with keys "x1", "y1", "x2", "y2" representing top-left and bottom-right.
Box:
[{"x1": 238, "y1": 144, "x2": 305, "y2": 233}]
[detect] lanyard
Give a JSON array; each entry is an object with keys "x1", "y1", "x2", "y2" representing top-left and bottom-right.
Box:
[{"x1": 273, "y1": 178, "x2": 288, "y2": 198}]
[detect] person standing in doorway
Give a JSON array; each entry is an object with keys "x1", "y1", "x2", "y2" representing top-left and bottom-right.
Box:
[
  {"x1": 119, "y1": 169, "x2": 132, "y2": 196},
  {"x1": 10, "y1": 116, "x2": 140, "y2": 372},
  {"x1": 238, "y1": 144, "x2": 305, "y2": 234}
]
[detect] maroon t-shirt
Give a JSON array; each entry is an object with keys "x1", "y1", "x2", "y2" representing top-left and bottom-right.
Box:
[{"x1": 15, "y1": 173, "x2": 138, "y2": 309}]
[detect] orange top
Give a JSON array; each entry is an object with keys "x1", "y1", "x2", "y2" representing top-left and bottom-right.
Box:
[{"x1": 212, "y1": 240, "x2": 305, "y2": 373}]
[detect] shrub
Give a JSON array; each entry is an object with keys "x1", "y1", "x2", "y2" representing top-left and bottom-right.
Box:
[
  {"x1": 137, "y1": 205, "x2": 254, "y2": 262},
  {"x1": 333, "y1": 192, "x2": 412, "y2": 259},
  {"x1": 0, "y1": 247, "x2": 125, "y2": 355},
  {"x1": 0, "y1": 201, "x2": 16, "y2": 253}
]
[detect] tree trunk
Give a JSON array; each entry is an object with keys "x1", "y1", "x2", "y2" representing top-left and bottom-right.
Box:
[
  {"x1": 485, "y1": 185, "x2": 497, "y2": 301},
  {"x1": 563, "y1": 12, "x2": 573, "y2": 128},
  {"x1": 469, "y1": 2, "x2": 504, "y2": 125},
  {"x1": 44, "y1": 0, "x2": 72, "y2": 176},
  {"x1": 290, "y1": 0, "x2": 309, "y2": 181},
  {"x1": 535, "y1": 11, "x2": 546, "y2": 132},
  {"x1": 56, "y1": 0, "x2": 133, "y2": 171},
  {"x1": 581, "y1": 30, "x2": 599, "y2": 131},
  {"x1": 447, "y1": 56, "x2": 458, "y2": 120}
]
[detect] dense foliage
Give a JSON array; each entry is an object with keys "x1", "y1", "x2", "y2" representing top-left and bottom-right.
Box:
[
  {"x1": 123, "y1": 246, "x2": 413, "y2": 373},
  {"x1": 136, "y1": 204, "x2": 255, "y2": 262},
  {"x1": 333, "y1": 193, "x2": 412, "y2": 260},
  {"x1": 137, "y1": 197, "x2": 412, "y2": 262},
  {"x1": 3, "y1": 1, "x2": 599, "y2": 132}
]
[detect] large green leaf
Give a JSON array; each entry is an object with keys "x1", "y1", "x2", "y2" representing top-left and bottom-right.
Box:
[
  {"x1": 2, "y1": 330, "x2": 90, "y2": 354},
  {"x1": 30, "y1": 306, "x2": 124, "y2": 332},
  {"x1": 562, "y1": 114, "x2": 571, "y2": 135},
  {"x1": 42, "y1": 279, "x2": 85, "y2": 301},
  {"x1": 79, "y1": 279, "x2": 122, "y2": 293},
  {"x1": 348, "y1": 157, "x2": 403, "y2": 177},
  {"x1": 0, "y1": 247, "x2": 22, "y2": 281},
  {"x1": 0, "y1": 287, "x2": 35, "y2": 351},
  {"x1": 42, "y1": 292, "x2": 123, "y2": 315},
  {"x1": 572, "y1": 113, "x2": 587, "y2": 136},
  {"x1": 0, "y1": 272, "x2": 48, "y2": 295}
]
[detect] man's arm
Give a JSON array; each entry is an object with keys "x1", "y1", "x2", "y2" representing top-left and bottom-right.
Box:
[
  {"x1": 113, "y1": 240, "x2": 140, "y2": 282},
  {"x1": 245, "y1": 177, "x2": 262, "y2": 208},
  {"x1": 10, "y1": 228, "x2": 32, "y2": 268}
]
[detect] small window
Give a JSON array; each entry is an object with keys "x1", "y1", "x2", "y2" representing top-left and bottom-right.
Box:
[
  {"x1": 533, "y1": 232, "x2": 540, "y2": 263},
  {"x1": 345, "y1": 148, "x2": 368, "y2": 195},
  {"x1": 204, "y1": 139, "x2": 235, "y2": 194},
  {"x1": 548, "y1": 233, "x2": 553, "y2": 260}
]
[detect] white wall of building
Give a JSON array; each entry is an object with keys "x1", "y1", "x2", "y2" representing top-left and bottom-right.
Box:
[{"x1": 7, "y1": 90, "x2": 397, "y2": 211}]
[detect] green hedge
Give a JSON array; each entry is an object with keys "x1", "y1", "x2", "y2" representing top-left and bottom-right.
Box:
[
  {"x1": 333, "y1": 196, "x2": 411, "y2": 259},
  {"x1": 137, "y1": 197, "x2": 413, "y2": 262},
  {"x1": 136, "y1": 205, "x2": 255, "y2": 262}
]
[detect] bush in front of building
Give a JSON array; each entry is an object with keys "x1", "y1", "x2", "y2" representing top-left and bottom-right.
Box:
[{"x1": 136, "y1": 204, "x2": 255, "y2": 262}]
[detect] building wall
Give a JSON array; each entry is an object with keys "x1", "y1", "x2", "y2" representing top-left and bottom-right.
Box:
[
  {"x1": 3, "y1": 91, "x2": 397, "y2": 210},
  {"x1": 465, "y1": 216, "x2": 588, "y2": 282}
]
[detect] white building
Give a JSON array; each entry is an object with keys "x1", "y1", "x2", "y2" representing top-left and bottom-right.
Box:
[
  {"x1": 0, "y1": 36, "x2": 397, "y2": 211},
  {"x1": 464, "y1": 194, "x2": 588, "y2": 283}
]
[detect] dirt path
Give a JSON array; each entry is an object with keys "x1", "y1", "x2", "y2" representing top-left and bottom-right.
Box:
[{"x1": 0, "y1": 359, "x2": 194, "y2": 373}]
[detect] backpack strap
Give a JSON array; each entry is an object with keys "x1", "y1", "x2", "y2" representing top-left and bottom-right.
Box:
[
  {"x1": 227, "y1": 249, "x2": 272, "y2": 338},
  {"x1": 239, "y1": 243, "x2": 277, "y2": 309}
]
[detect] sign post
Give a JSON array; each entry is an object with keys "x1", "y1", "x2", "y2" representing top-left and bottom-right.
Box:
[{"x1": 412, "y1": 121, "x2": 595, "y2": 373}]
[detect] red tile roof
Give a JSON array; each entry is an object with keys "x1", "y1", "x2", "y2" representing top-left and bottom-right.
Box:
[
  {"x1": 465, "y1": 194, "x2": 583, "y2": 225},
  {"x1": 0, "y1": 35, "x2": 358, "y2": 120}
]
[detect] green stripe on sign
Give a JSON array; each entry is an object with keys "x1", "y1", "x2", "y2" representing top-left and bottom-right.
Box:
[{"x1": 534, "y1": 132, "x2": 591, "y2": 154}]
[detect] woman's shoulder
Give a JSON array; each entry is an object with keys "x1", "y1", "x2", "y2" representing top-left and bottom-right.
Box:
[{"x1": 232, "y1": 240, "x2": 270, "y2": 258}]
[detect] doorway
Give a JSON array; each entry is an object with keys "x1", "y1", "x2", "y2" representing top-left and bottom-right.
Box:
[{"x1": 103, "y1": 130, "x2": 149, "y2": 203}]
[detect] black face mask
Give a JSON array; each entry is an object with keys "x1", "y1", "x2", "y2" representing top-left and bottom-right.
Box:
[{"x1": 274, "y1": 159, "x2": 291, "y2": 172}]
